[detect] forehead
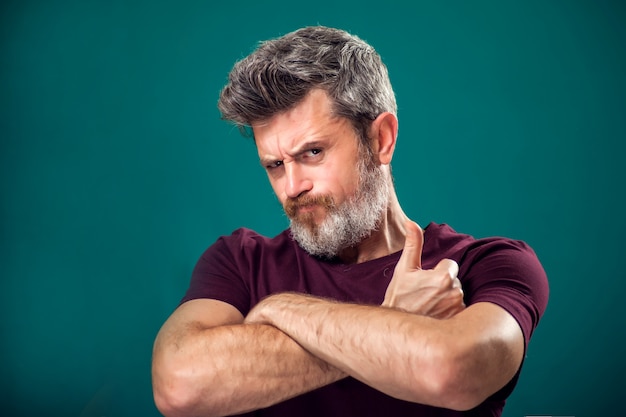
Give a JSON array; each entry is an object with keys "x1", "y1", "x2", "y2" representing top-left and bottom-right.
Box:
[{"x1": 252, "y1": 90, "x2": 355, "y2": 154}]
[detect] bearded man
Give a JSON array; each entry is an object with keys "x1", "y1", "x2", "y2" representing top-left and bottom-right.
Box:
[{"x1": 152, "y1": 26, "x2": 549, "y2": 417}]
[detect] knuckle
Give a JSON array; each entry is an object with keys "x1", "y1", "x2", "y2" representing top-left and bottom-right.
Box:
[{"x1": 438, "y1": 273, "x2": 451, "y2": 287}]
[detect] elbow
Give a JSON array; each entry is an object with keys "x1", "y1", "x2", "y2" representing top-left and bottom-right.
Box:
[
  {"x1": 152, "y1": 355, "x2": 221, "y2": 417},
  {"x1": 152, "y1": 383, "x2": 192, "y2": 417},
  {"x1": 153, "y1": 385, "x2": 186, "y2": 417},
  {"x1": 420, "y1": 369, "x2": 484, "y2": 411},
  {"x1": 152, "y1": 364, "x2": 198, "y2": 417},
  {"x1": 434, "y1": 378, "x2": 487, "y2": 412},
  {"x1": 413, "y1": 344, "x2": 491, "y2": 411}
]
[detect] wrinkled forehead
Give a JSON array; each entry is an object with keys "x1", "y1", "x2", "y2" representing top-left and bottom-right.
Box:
[{"x1": 252, "y1": 90, "x2": 349, "y2": 151}]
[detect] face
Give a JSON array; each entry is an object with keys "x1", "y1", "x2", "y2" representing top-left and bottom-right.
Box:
[{"x1": 253, "y1": 90, "x2": 390, "y2": 258}]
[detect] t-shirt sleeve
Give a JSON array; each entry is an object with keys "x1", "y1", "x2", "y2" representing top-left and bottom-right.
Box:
[
  {"x1": 180, "y1": 230, "x2": 252, "y2": 316},
  {"x1": 462, "y1": 238, "x2": 549, "y2": 347},
  {"x1": 460, "y1": 237, "x2": 549, "y2": 401}
]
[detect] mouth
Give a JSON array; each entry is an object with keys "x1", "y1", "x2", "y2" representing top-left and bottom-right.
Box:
[
  {"x1": 287, "y1": 204, "x2": 321, "y2": 223},
  {"x1": 296, "y1": 204, "x2": 318, "y2": 213},
  {"x1": 284, "y1": 195, "x2": 334, "y2": 219}
]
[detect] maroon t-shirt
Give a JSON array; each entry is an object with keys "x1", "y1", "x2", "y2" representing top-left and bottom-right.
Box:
[{"x1": 182, "y1": 222, "x2": 549, "y2": 417}]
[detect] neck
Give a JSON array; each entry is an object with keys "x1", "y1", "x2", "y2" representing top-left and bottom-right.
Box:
[{"x1": 337, "y1": 190, "x2": 410, "y2": 264}]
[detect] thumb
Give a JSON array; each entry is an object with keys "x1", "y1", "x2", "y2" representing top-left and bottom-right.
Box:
[{"x1": 398, "y1": 220, "x2": 424, "y2": 270}]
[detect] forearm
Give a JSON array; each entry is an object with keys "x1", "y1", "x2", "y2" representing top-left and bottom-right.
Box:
[
  {"x1": 247, "y1": 293, "x2": 442, "y2": 403},
  {"x1": 247, "y1": 294, "x2": 524, "y2": 410},
  {"x1": 152, "y1": 321, "x2": 345, "y2": 417}
]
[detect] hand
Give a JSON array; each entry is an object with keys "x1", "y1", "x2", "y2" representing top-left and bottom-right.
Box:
[
  {"x1": 244, "y1": 292, "x2": 306, "y2": 326},
  {"x1": 382, "y1": 220, "x2": 465, "y2": 319},
  {"x1": 245, "y1": 296, "x2": 275, "y2": 325}
]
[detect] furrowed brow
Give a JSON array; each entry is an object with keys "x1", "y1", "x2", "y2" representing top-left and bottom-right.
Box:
[
  {"x1": 259, "y1": 139, "x2": 328, "y2": 167},
  {"x1": 292, "y1": 140, "x2": 327, "y2": 155},
  {"x1": 259, "y1": 155, "x2": 280, "y2": 167}
]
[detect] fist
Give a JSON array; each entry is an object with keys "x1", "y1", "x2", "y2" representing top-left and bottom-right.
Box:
[{"x1": 382, "y1": 220, "x2": 465, "y2": 319}]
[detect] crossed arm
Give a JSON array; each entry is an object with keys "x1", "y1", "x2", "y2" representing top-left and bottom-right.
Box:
[{"x1": 151, "y1": 223, "x2": 525, "y2": 417}]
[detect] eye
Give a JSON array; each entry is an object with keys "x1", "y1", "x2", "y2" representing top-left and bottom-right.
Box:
[
  {"x1": 266, "y1": 160, "x2": 283, "y2": 170},
  {"x1": 303, "y1": 148, "x2": 322, "y2": 159}
]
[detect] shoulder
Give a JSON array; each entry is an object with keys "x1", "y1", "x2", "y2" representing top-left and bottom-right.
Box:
[
  {"x1": 424, "y1": 222, "x2": 544, "y2": 272},
  {"x1": 194, "y1": 227, "x2": 302, "y2": 276},
  {"x1": 208, "y1": 227, "x2": 294, "y2": 256},
  {"x1": 424, "y1": 222, "x2": 549, "y2": 310},
  {"x1": 183, "y1": 228, "x2": 297, "y2": 314},
  {"x1": 427, "y1": 222, "x2": 549, "y2": 340},
  {"x1": 422, "y1": 222, "x2": 474, "y2": 262}
]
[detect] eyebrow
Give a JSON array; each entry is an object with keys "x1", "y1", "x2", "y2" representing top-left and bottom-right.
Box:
[{"x1": 259, "y1": 139, "x2": 329, "y2": 167}]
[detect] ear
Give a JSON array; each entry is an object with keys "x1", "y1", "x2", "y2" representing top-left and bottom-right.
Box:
[{"x1": 370, "y1": 112, "x2": 398, "y2": 165}]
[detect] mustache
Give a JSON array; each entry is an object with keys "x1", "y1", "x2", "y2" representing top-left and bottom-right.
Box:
[{"x1": 284, "y1": 194, "x2": 335, "y2": 218}]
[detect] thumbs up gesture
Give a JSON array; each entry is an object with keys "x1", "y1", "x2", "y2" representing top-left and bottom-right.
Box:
[{"x1": 382, "y1": 220, "x2": 466, "y2": 319}]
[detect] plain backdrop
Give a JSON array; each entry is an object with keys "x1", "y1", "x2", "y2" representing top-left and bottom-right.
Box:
[{"x1": 1, "y1": 1, "x2": 624, "y2": 416}]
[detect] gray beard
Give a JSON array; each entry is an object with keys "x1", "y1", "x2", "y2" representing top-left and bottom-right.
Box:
[{"x1": 288, "y1": 158, "x2": 390, "y2": 259}]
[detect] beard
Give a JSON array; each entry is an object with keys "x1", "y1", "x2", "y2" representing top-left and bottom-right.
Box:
[{"x1": 285, "y1": 148, "x2": 390, "y2": 259}]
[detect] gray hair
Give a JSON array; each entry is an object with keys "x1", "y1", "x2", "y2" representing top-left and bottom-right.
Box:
[{"x1": 217, "y1": 26, "x2": 397, "y2": 145}]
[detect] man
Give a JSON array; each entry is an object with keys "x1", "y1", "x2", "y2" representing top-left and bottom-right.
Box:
[{"x1": 152, "y1": 26, "x2": 549, "y2": 417}]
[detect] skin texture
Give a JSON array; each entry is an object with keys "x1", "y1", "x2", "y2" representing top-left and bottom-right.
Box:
[{"x1": 151, "y1": 89, "x2": 525, "y2": 417}]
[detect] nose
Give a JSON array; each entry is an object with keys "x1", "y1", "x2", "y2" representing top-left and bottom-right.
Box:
[{"x1": 284, "y1": 162, "x2": 313, "y2": 199}]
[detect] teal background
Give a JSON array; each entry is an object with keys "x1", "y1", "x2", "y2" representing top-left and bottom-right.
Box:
[{"x1": 1, "y1": 1, "x2": 624, "y2": 416}]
